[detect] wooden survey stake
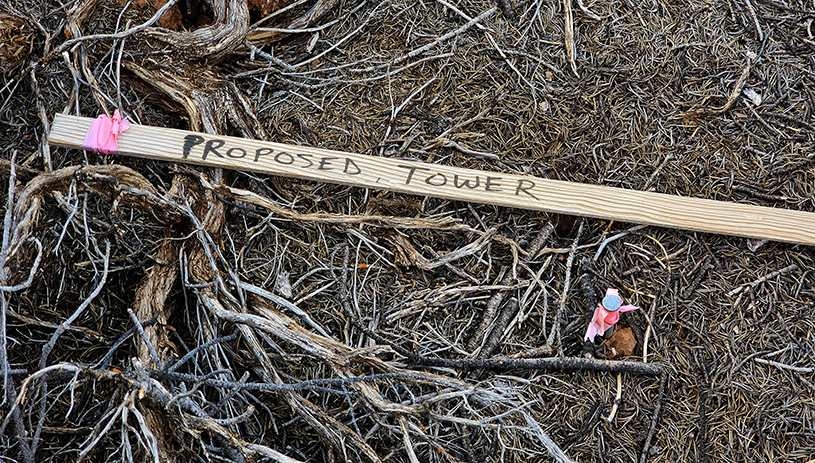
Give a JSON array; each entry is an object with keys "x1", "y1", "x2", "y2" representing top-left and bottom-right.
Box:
[{"x1": 48, "y1": 113, "x2": 815, "y2": 246}]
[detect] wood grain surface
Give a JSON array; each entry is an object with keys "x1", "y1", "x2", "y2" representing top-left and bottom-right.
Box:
[{"x1": 48, "y1": 113, "x2": 815, "y2": 245}]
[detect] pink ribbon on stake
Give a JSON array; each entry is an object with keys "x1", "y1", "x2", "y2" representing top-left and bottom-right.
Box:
[
  {"x1": 584, "y1": 288, "x2": 638, "y2": 342},
  {"x1": 82, "y1": 109, "x2": 130, "y2": 154}
]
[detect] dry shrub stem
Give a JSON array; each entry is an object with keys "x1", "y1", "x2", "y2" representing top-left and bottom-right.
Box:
[
  {"x1": 39, "y1": 241, "x2": 110, "y2": 370},
  {"x1": 547, "y1": 220, "x2": 584, "y2": 355},
  {"x1": 58, "y1": 0, "x2": 180, "y2": 54},
  {"x1": 468, "y1": 222, "x2": 553, "y2": 355},
  {"x1": 3, "y1": 0, "x2": 815, "y2": 461}
]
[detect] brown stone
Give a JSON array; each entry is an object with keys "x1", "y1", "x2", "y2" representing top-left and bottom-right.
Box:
[{"x1": 608, "y1": 327, "x2": 636, "y2": 358}]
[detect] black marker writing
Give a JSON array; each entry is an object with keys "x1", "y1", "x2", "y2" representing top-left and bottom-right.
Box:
[
  {"x1": 202, "y1": 139, "x2": 226, "y2": 160},
  {"x1": 318, "y1": 157, "x2": 339, "y2": 170},
  {"x1": 425, "y1": 173, "x2": 447, "y2": 186},
  {"x1": 275, "y1": 151, "x2": 295, "y2": 165},
  {"x1": 254, "y1": 147, "x2": 273, "y2": 162},
  {"x1": 177, "y1": 136, "x2": 536, "y2": 202},
  {"x1": 453, "y1": 175, "x2": 480, "y2": 189},
  {"x1": 484, "y1": 176, "x2": 503, "y2": 192},
  {"x1": 398, "y1": 164, "x2": 430, "y2": 185},
  {"x1": 183, "y1": 135, "x2": 205, "y2": 159},
  {"x1": 226, "y1": 147, "x2": 246, "y2": 159},
  {"x1": 296, "y1": 153, "x2": 314, "y2": 168},
  {"x1": 344, "y1": 158, "x2": 361, "y2": 174},
  {"x1": 515, "y1": 179, "x2": 538, "y2": 199}
]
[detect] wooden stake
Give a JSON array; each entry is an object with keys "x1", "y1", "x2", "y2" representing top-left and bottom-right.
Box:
[{"x1": 48, "y1": 114, "x2": 815, "y2": 246}]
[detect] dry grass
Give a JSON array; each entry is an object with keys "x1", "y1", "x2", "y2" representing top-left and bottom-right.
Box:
[{"x1": 1, "y1": 0, "x2": 814, "y2": 461}]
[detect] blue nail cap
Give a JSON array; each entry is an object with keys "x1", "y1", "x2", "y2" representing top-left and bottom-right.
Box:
[{"x1": 603, "y1": 295, "x2": 622, "y2": 312}]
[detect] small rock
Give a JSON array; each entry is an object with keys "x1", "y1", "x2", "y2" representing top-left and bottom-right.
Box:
[
  {"x1": 743, "y1": 88, "x2": 762, "y2": 106},
  {"x1": 274, "y1": 270, "x2": 293, "y2": 298},
  {"x1": 608, "y1": 327, "x2": 636, "y2": 357}
]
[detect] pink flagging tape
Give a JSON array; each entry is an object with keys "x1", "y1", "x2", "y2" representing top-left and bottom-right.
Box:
[{"x1": 48, "y1": 113, "x2": 815, "y2": 246}]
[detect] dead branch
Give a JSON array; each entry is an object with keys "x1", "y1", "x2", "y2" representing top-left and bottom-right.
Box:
[
  {"x1": 468, "y1": 222, "x2": 553, "y2": 354},
  {"x1": 546, "y1": 220, "x2": 584, "y2": 354},
  {"x1": 248, "y1": 0, "x2": 345, "y2": 44},
  {"x1": 563, "y1": 0, "x2": 578, "y2": 76},
  {"x1": 145, "y1": 0, "x2": 249, "y2": 59},
  {"x1": 38, "y1": 241, "x2": 110, "y2": 369},
  {"x1": 727, "y1": 263, "x2": 798, "y2": 297},
  {"x1": 124, "y1": 62, "x2": 267, "y2": 137},
  {"x1": 6, "y1": 164, "x2": 181, "y2": 263},
  {"x1": 201, "y1": 176, "x2": 469, "y2": 230},
  {"x1": 57, "y1": 0, "x2": 180, "y2": 54},
  {"x1": 389, "y1": 228, "x2": 496, "y2": 270},
  {"x1": 639, "y1": 372, "x2": 667, "y2": 463},
  {"x1": 412, "y1": 353, "x2": 664, "y2": 376}
]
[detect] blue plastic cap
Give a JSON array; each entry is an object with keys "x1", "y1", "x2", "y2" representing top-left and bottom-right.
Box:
[{"x1": 602, "y1": 294, "x2": 622, "y2": 312}]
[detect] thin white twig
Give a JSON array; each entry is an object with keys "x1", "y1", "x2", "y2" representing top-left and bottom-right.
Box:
[
  {"x1": 399, "y1": 418, "x2": 421, "y2": 463},
  {"x1": 754, "y1": 357, "x2": 814, "y2": 374},
  {"x1": 129, "y1": 399, "x2": 161, "y2": 463},
  {"x1": 0, "y1": 238, "x2": 43, "y2": 292},
  {"x1": 78, "y1": 392, "x2": 129, "y2": 461},
  {"x1": 245, "y1": 41, "x2": 294, "y2": 71},
  {"x1": 239, "y1": 281, "x2": 330, "y2": 337},
  {"x1": 391, "y1": 77, "x2": 437, "y2": 122},
  {"x1": 39, "y1": 241, "x2": 110, "y2": 369},
  {"x1": 435, "y1": 0, "x2": 492, "y2": 31},
  {"x1": 520, "y1": 410, "x2": 576, "y2": 463},
  {"x1": 743, "y1": 0, "x2": 764, "y2": 42},
  {"x1": 563, "y1": 0, "x2": 578, "y2": 76},
  {"x1": 575, "y1": 0, "x2": 602, "y2": 20},
  {"x1": 253, "y1": 19, "x2": 339, "y2": 34},
  {"x1": 547, "y1": 221, "x2": 584, "y2": 354},
  {"x1": 30, "y1": 69, "x2": 53, "y2": 170},
  {"x1": 1, "y1": 152, "x2": 17, "y2": 407},
  {"x1": 128, "y1": 308, "x2": 163, "y2": 369},
  {"x1": 251, "y1": 0, "x2": 311, "y2": 27},
  {"x1": 727, "y1": 263, "x2": 798, "y2": 297},
  {"x1": 605, "y1": 372, "x2": 622, "y2": 422},
  {"x1": 642, "y1": 294, "x2": 658, "y2": 363},
  {"x1": 485, "y1": 32, "x2": 537, "y2": 101},
  {"x1": 0, "y1": 150, "x2": 18, "y2": 284},
  {"x1": 57, "y1": 0, "x2": 180, "y2": 53},
  {"x1": 0, "y1": 364, "x2": 82, "y2": 433},
  {"x1": 593, "y1": 225, "x2": 647, "y2": 261}
]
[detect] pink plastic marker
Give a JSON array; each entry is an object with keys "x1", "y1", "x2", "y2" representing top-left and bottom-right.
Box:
[
  {"x1": 82, "y1": 109, "x2": 130, "y2": 154},
  {"x1": 584, "y1": 288, "x2": 638, "y2": 342}
]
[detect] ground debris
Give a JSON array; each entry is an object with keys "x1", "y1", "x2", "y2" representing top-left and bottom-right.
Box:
[{"x1": 2, "y1": 0, "x2": 815, "y2": 461}]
